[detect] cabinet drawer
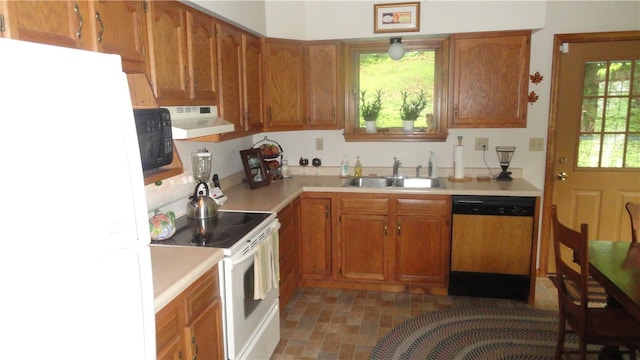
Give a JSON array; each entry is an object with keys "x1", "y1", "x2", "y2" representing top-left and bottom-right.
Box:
[
  {"x1": 184, "y1": 267, "x2": 218, "y2": 323},
  {"x1": 396, "y1": 197, "x2": 450, "y2": 215},
  {"x1": 340, "y1": 197, "x2": 389, "y2": 214}
]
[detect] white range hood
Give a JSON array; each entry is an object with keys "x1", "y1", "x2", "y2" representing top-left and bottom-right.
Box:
[{"x1": 166, "y1": 105, "x2": 234, "y2": 139}]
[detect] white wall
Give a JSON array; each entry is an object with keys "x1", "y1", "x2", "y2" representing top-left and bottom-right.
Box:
[{"x1": 147, "y1": 0, "x2": 640, "y2": 213}]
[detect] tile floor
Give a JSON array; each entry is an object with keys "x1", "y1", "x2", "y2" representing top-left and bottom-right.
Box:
[{"x1": 271, "y1": 278, "x2": 559, "y2": 360}]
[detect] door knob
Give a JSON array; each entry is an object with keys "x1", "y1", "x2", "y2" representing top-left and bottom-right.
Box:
[{"x1": 556, "y1": 172, "x2": 568, "y2": 181}]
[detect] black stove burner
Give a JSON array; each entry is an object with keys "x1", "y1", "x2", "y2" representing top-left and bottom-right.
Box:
[{"x1": 151, "y1": 211, "x2": 272, "y2": 249}]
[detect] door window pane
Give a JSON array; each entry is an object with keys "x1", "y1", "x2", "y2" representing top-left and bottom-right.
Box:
[
  {"x1": 601, "y1": 134, "x2": 625, "y2": 167},
  {"x1": 627, "y1": 135, "x2": 640, "y2": 167},
  {"x1": 606, "y1": 61, "x2": 631, "y2": 96},
  {"x1": 604, "y1": 97, "x2": 628, "y2": 132},
  {"x1": 581, "y1": 98, "x2": 603, "y2": 132},
  {"x1": 578, "y1": 134, "x2": 601, "y2": 167}
]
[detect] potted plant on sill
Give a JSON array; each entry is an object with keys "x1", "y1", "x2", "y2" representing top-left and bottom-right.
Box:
[
  {"x1": 360, "y1": 89, "x2": 383, "y2": 134},
  {"x1": 400, "y1": 89, "x2": 428, "y2": 133}
]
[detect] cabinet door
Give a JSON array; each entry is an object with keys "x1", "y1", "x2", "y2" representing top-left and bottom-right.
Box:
[
  {"x1": 188, "y1": 10, "x2": 216, "y2": 102},
  {"x1": 3, "y1": 1, "x2": 93, "y2": 50},
  {"x1": 340, "y1": 213, "x2": 388, "y2": 281},
  {"x1": 92, "y1": 1, "x2": 148, "y2": 74},
  {"x1": 146, "y1": 1, "x2": 189, "y2": 103},
  {"x1": 278, "y1": 198, "x2": 299, "y2": 311},
  {"x1": 264, "y1": 39, "x2": 306, "y2": 129},
  {"x1": 216, "y1": 22, "x2": 243, "y2": 130},
  {"x1": 449, "y1": 30, "x2": 530, "y2": 128},
  {"x1": 299, "y1": 197, "x2": 332, "y2": 278},
  {"x1": 155, "y1": 300, "x2": 184, "y2": 360},
  {"x1": 243, "y1": 33, "x2": 264, "y2": 132},
  {"x1": 184, "y1": 301, "x2": 224, "y2": 360},
  {"x1": 395, "y1": 197, "x2": 451, "y2": 286},
  {"x1": 396, "y1": 215, "x2": 449, "y2": 285},
  {"x1": 307, "y1": 42, "x2": 341, "y2": 128}
]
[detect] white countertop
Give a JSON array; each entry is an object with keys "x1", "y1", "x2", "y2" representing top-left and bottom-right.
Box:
[{"x1": 150, "y1": 245, "x2": 224, "y2": 312}]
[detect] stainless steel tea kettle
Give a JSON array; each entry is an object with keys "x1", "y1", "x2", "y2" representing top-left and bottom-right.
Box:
[{"x1": 186, "y1": 182, "x2": 218, "y2": 219}]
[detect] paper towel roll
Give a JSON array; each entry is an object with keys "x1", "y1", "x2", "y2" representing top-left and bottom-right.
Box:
[{"x1": 453, "y1": 145, "x2": 465, "y2": 179}]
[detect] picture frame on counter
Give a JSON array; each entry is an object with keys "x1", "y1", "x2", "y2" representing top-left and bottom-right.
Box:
[
  {"x1": 240, "y1": 148, "x2": 271, "y2": 189},
  {"x1": 373, "y1": 2, "x2": 420, "y2": 33}
]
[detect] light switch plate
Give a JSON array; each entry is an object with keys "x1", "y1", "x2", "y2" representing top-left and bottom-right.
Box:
[
  {"x1": 315, "y1": 138, "x2": 324, "y2": 151},
  {"x1": 529, "y1": 138, "x2": 544, "y2": 151}
]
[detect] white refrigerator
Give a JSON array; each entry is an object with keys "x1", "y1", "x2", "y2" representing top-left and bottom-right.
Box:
[{"x1": 0, "y1": 38, "x2": 155, "y2": 359}]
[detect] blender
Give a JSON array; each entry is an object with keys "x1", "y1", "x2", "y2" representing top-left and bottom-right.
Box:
[
  {"x1": 186, "y1": 150, "x2": 218, "y2": 219},
  {"x1": 495, "y1": 146, "x2": 516, "y2": 181}
]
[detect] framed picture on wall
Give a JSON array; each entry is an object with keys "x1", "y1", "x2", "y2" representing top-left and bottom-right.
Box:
[
  {"x1": 374, "y1": 2, "x2": 420, "y2": 33},
  {"x1": 240, "y1": 148, "x2": 271, "y2": 189}
]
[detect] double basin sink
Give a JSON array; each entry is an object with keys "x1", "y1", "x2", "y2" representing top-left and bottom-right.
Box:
[{"x1": 345, "y1": 176, "x2": 444, "y2": 189}]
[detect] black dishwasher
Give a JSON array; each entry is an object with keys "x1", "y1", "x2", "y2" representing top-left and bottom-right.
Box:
[{"x1": 449, "y1": 195, "x2": 536, "y2": 301}]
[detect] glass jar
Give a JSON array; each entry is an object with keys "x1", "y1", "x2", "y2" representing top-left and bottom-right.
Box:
[{"x1": 280, "y1": 159, "x2": 290, "y2": 178}]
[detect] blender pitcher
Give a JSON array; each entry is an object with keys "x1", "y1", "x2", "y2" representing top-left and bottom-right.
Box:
[{"x1": 187, "y1": 151, "x2": 218, "y2": 219}]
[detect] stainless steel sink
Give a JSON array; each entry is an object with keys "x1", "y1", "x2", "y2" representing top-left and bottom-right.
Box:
[
  {"x1": 346, "y1": 177, "x2": 395, "y2": 187},
  {"x1": 345, "y1": 176, "x2": 443, "y2": 189}
]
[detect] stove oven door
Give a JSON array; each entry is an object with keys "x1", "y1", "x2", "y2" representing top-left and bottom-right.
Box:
[{"x1": 222, "y1": 233, "x2": 280, "y2": 359}]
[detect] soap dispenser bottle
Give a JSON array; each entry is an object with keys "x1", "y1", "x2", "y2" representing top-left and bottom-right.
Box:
[
  {"x1": 354, "y1": 157, "x2": 363, "y2": 177},
  {"x1": 428, "y1": 151, "x2": 438, "y2": 178},
  {"x1": 340, "y1": 155, "x2": 350, "y2": 177}
]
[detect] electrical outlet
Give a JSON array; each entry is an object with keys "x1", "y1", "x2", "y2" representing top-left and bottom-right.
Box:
[
  {"x1": 315, "y1": 138, "x2": 324, "y2": 151},
  {"x1": 474, "y1": 137, "x2": 489, "y2": 151},
  {"x1": 529, "y1": 137, "x2": 544, "y2": 151}
]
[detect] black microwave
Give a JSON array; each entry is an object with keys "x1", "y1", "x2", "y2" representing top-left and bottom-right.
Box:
[{"x1": 133, "y1": 108, "x2": 173, "y2": 171}]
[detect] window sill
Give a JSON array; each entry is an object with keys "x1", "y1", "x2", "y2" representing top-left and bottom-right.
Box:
[{"x1": 344, "y1": 129, "x2": 449, "y2": 142}]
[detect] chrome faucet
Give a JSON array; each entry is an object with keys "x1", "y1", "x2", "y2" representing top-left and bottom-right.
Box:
[
  {"x1": 416, "y1": 165, "x2": 422, "y2": 178},
  {"x1": 393, "y1": 157, "x2": 401, "y2": 178}
]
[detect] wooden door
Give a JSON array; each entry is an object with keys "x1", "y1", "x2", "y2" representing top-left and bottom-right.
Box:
[
  {"x1": 146, "y1": 1, "x2": 189, "y2": 103},
  {"x1": 92, "y1": 1, "x2": 147, "y2": 74},
  {"x1": 243, "y1": 33, "x2": 264, "y2": 132},
  {"x1": 396, "y1": 215, "x2": 450, "y2": 284},
  {"x1": 339, "y1": 213, "x2": 388, "y2": 281},
  {"x1": 264, "y1": 39, "x2": 306, "y2": 129},
  {"x1": 542, "y1": 32, "x2": 640, "y2": 273},
  {"x1": 307, "y1": 43, "x2": 340, "y2": 128},
  {"x1": 187, "y1": 10, "x2": 216, "y2": 102},
  {"x1": 184, "y1": 301, "x2": 224, "y2": 360},
  {"x1": 449, "y1": 30, "x2": 530, "y2": 128},
  {"x1": 3, "y1": 1, "x2": 93, "y2": 50},
  {"x1": 216, "y1": 22, "x2": 243, "y2": 129},
  {"x1": 299, "y1": 197, "x2": 332, "y2": 278}
]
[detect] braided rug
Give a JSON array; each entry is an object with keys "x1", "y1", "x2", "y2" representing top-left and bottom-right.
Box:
[{"x1": 369, "y1": 307, "x2": 582, "y2": 360}]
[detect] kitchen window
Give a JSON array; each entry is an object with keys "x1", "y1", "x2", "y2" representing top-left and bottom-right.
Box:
[{"x1": 343, "y1": 38, "x2": 449, "y2": 142}]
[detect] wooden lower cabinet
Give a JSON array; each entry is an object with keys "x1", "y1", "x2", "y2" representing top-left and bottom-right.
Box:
[
  {"x1": 155, "y1": 266, "x2": 224, "y2": 360},
  {"x1": 395, "y1": 197, "x2": 451, "y2": 287},
  {"x1": 299, "y1": 193, "x2": 333, "y2": 279},
  {"x1": 278, "y1": 197, "x2": 300, "y2": 311},
  {"x1": 299, "y1": 193, "x2": 451, "y2": 294}
]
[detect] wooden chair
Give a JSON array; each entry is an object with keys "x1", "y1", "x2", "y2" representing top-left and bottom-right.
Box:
[
  {"x1": 551, "y1": 205, "x2": 640, "y2": 359},
  {"x1": 627, "y1": 202, "x2": 639, "y2": 243}
]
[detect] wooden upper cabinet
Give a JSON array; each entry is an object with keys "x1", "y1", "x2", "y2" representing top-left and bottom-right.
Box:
[
  {"x1": 216, "y1": 22, "x2": 243, "y2": 130},
  {"x1": 188, "y1": 10, "x2": 217, "y2": 102},
  {"x1": 243, "y1": 33, "x2": 264, "y2": 132},
  {"x1": 263, "y1": 38, "x2": 306, "y2": 129},
  {"x1": 2, "y1": 1, "x2": 149, "y2": 74},
  {"x1": 307, "y1": 42, "x2": 342, "y2": 129},
  {"x1": 146, "y1": 1, "x2": 189, "y2": 103},
  {"x1": 2, "y1": 1, "x2": 94, "y2": 50},
  {"x1": 146, "y1": 1, "x2": 217, "y2": 105},
  {"x1": 92, "y1": 1, "x2": 148, "y2": 74},
  {"x1": 449, "y1": 30, "x2": 531, "y2": 128}
]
